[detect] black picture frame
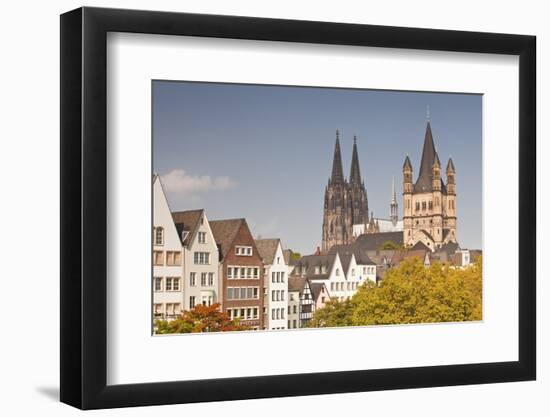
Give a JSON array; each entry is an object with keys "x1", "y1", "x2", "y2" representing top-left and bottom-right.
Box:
[{"x1": 60, "y1": 6, "x2": 536, "y2": 410}]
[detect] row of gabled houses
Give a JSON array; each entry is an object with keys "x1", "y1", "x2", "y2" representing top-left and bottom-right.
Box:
[
  {"x1": 153, "y1": 175, "x2": 379, "y2": 330},
  {"x1": 153, "y1": 175, "x2": 480, "y2": 331}
]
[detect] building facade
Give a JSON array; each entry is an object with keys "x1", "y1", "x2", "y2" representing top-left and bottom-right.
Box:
[
  {"x1": 152, "y1": 176, "x2": 184, "y2": 320},
  {"x1": 402, "y1": 121, "x2": 457, "y2": 250},
  {"x1": 322, "y1": 132, "x2": 369, "y2": 253},
  {"x1": 256, "y1": 239, "x2": 288, "y2": 330},
  {"x1": 210, "y1": 218, "x2": 264, "y2": 330},
  {"x1": 172, "y1": 209, "x2": 219, "y2": 310}
]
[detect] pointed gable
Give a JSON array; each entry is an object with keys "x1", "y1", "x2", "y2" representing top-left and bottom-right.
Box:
[
  {"x1": 172, "y1": 209, "x2": 204, "y2": 246},
  {"x1": 254, "y1": 238, "x2": 282, "y2": 265},
  {"x1": 209, "y1": 218, "x2": 245, "y2": 258},
  {"x1": 414, "y1": 122, "x2": 447, "y2": 193}
]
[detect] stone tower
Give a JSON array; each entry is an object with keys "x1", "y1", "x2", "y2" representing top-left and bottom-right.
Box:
[
  {"x1": 322, "y1": 131, "x2": 369, "y2": 253},
  {"x1": 402, "y1": 120, "x2": 457, "y2": 251}
]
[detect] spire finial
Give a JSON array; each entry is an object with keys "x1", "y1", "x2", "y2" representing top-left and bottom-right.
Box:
[
  {"x1": 426, "y1": 105, "x2": 431, "y2": 122},
  {"x1": 353, "y1": 135, "x2": 357, "y2": 145}
]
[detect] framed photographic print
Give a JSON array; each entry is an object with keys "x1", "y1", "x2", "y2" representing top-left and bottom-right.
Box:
[{"x1": 60, "y1": 6, "x2": 536, "y2": 410}]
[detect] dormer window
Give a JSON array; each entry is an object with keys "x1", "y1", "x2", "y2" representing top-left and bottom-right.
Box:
[
  {"x1": 321, "y1": 265, "x2": 327, "y2": 274},
  {"x1": 315, "y1": 266, "x2": 320, "y2": 274},
  {"x1": 154, "y1": 227, "x2": 164, "y2": 245},
  {"x1": 235, "y1": 246, "x2": 253, "y2": 256}
]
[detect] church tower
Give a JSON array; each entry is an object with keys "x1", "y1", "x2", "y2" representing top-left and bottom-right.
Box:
[
  {"x1": 402, "y1": 119, "x2": 457, "y2": 250},
  {"x1": 322, "y1": 131, "x2": 369, "y2": 253}
]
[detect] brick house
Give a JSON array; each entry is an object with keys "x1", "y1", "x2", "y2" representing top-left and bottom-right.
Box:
[{"x1": 209, "y1": 218, "x2": 264, "y2": 330}]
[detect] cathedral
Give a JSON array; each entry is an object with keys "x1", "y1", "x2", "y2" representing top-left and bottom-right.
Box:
[
  {"x1": 321, "y1": 131, "x2": 369, "y2": 253},
  {"x1": 321, "y1": 118, "x2": 458, "y2": 253}
]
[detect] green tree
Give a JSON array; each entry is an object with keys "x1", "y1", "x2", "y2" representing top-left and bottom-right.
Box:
[
  {"x1": 155, "y1": 303, "x2": 253, "y2": 334},
  {"x1": 379, "y1": 241, "x2": 401, "y2": 250},
  {"x1": 308, "y1": 257, "x2": 482, "y2": 327}
]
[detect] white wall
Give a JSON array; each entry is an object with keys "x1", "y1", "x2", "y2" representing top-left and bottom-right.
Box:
[{"x1": 0, "y1": 0, "x2": 545, "y2": 416}]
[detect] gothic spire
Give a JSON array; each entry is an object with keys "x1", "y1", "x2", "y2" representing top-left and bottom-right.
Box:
[
  {"x1": 391, "y1": 176, "x2": 397, "y2": 204},
  {"x1": 330, "y1": 130, "x2": 345, "y2": 184},
  {"x1": 414, "y1": 121, "x2": 438, "y2": 192},
  {"x1": 349, "y1": 135, "x2": 362, "y2": 184}
]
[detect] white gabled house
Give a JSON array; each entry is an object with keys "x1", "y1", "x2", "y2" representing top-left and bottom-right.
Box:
[
  {"x1": 153, "y1": 176, "x2": 184, "y2": 320},
  {"x1": 255, "y1": 239, "x2": 288, "y2": 330},
  {"x1": 172, "y1": 209, "x2": 219, "y2": 310}
]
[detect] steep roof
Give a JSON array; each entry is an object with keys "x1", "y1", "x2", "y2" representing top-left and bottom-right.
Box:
[
  {"x1": 254, "y1": 238, "x2": 281, "y2": 265},
  {"x1": 349, "y1": 136, "x2": 362, "y2": 184},
  {"x1": 309, "y1": 282, "x2": 327, "y2": 301},
  {"x1": 446, "y1": 158, "x2": 455, "y2": 173},
  {"x1": 391, "y1": 249, "x2": 428, "y2": 265},
  {"x1": 403, "y1": 155, "x2": 412, "y2": 171},
  {"x1": 327, "y1": 243, "x2": 376, "y2": 265},
  {"x1": 293, "y1": 254, "x2": 337, "y2": 280},
  {"x1": 288, "y1": 276, "x2": 307, "y2": 293},
  {"x1": 330, "y1": 130, "x2": 345, "y2": 184},
  {"x1": 411, "y1": 241, "x2": 431, "y2": 251},
  {"x1": 172, "y1": 209, "x2": 204, "y2": 246},
  {"x1": 354, "y1": 232, "x2": 404, "y2": 251},
  {"x1": 413, "y1": 122, "x2": 446, "y2": 193},
  {"x1": 209, "y1": 218, "x2": 245, "y2": 257}
]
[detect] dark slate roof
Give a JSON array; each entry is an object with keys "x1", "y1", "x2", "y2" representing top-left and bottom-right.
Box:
[
  {"x1": 309, "y1": 282, "x2": 327, "y2": 301},
  {"x1": 172, "y1": 209, "x2": 204, "y2": 246},
  {"x1": 413, "y1": 122, "x2": 447, "y2": 194},
  {"x1": 411, "y1": 241, "x2": 431, "y2": 251},
  {"x1": 349, "y1": 136, "x2": 362, "y2": 184},
  {"x1": 354, "y1": 232, "x2": 404, "y2": 251},
  {"x1": 254, "y1": 238, "x2": 280, "y2": 265},
  {"x1": 288, "y1": 276, "x2": 307, "y2": 293},
  {"x1": 293, "y1": 254, "x2": 336, "y2": 280},
  {"x1": 327, "y1": 243, "x2": 376, "y2": 265},
  {"x1": 330, "y1": 131, "x2": 345, "y2": 184},
  {"x1": 209, "y1": 218, "x2": 245, "y2": 258}
]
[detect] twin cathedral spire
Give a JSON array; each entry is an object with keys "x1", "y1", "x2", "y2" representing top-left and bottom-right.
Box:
[{"x1": 322, "y1": 131, "x2": 370, "y2": 253}]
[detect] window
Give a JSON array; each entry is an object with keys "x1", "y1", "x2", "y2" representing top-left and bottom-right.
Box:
[
  {"x1": 208, "y1": 273, "x2": 214, "y2": 286},
  {"x1": 227, "y1": 288, "x2": 234, "y2": 300},
  {"x1": 335, "y1": 268, "x2": 340, "y2": 276},
  {"x1": 153, "y1": 304, "x2": 163, "y2": 318},
  {"x1": 315, "y1": 266, "x2": 320, "y2": 274},
  {"x1": 189, "y1": 296, "x2": 196, "y2": 309},
  {"x1": 281, "y1": 308, "x2": 285, "y2": 319},
  {"x1": 201, "y1": 273, "x2": 207, "y2": 286},
  {"x1": 277, "y1": 256, "x2": 280, "y2": 264},
  {"x1": 415, "y1": 202, "x2": 420, "y2": 211},
  {"x1": 293, "y1": 320, "x2": 297, "y2": 328},
  {"x1": 235, "y1": 246, "x2": 253, "y2": 256},
  {"x1": 293, "y1": 305, "x2": 297, "y2": 314},
  {"x1": 331, "y1": 282, "x2": 335, "y2": 291},
  {"x1": 272, "y1": 291, "x2": 275, "y2": 302},
  {"x1": 189, "y1": 272, "x2": 196, "y2": 286},
  {"x1": 322, "y1": 266, "x2": 327, "y2": 273},
  {"x1": 254, "y1": 267, "x2": 259, "y2": 279},
  {"x1": 253, "y1": 288, "x2": 259, "y2": 298},
  {"x1": 154, "y1": 277, "x2": 162, "y2": 291},
  {"x1": 153, "y1": 251, "x2": 164, "y2": 266},
  {"x1": 194, "y1": 252, "x2": 210, "y2": 264},
  {"x1": 272, "y1": 309, "x2": 275, "y2": 320},
  {"x1": 227, "y1": 267, "x2": 233, "y2": 278},
  {"x1": 247, "y1": 268, "x2": 252, "y2": 278},
  {"x1": 272, "y1": 272, "x2": 275, "y2": 283},
  {"x1": 351, "y1": 268, "x2": 355, "y2": 276},
  {"x1": 166, "y1": 251, "x2": 181, "y2": 266},
  {"x1": 280, "y1": 272, "x2": 285, "y2": 282},
  {"x1": 154, "y1": 227, "x2": 164, "y2": 245},
  {"x1": 240, "y1": 267, "x2": 246, "y2": 278},
  {"x1": 290, "y1": 293, "x2": 295, "y2": 301},
  {"x1": 198, "y1": 231, "x2": 206, "y2": 244},
  {"x1": 165, "y1": 278, "x2": 173, "y2": 291},
  {"x1": 281, "y1": 290, "x2": 285, "y2": 301}
]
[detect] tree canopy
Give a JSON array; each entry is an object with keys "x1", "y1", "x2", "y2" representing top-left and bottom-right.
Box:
[
  {"x1": 308, "y1": 256, "x2": 482, "y2": 327},
  {"x1": 155, "y1": 303, "x2": 252, "y2": 334}
]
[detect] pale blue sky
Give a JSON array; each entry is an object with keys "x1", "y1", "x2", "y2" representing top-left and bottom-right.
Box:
[{"x1": 153, "y1": 81, "x2": 482, "y2": 254}]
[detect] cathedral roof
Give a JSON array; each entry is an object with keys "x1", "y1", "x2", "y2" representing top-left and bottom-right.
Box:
[
  {"x1": 349, "y1": 136, "x2": 362, "y2": 184},
  {"x1": 414, "y1": 122, "x2": 446, "y2": 193},
  {"x1": 330, "y1": 130, "x2": 345, "y2": 184},
  {"x1": 354, "y1": 231, "x2": 404, "y2": 251}
]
